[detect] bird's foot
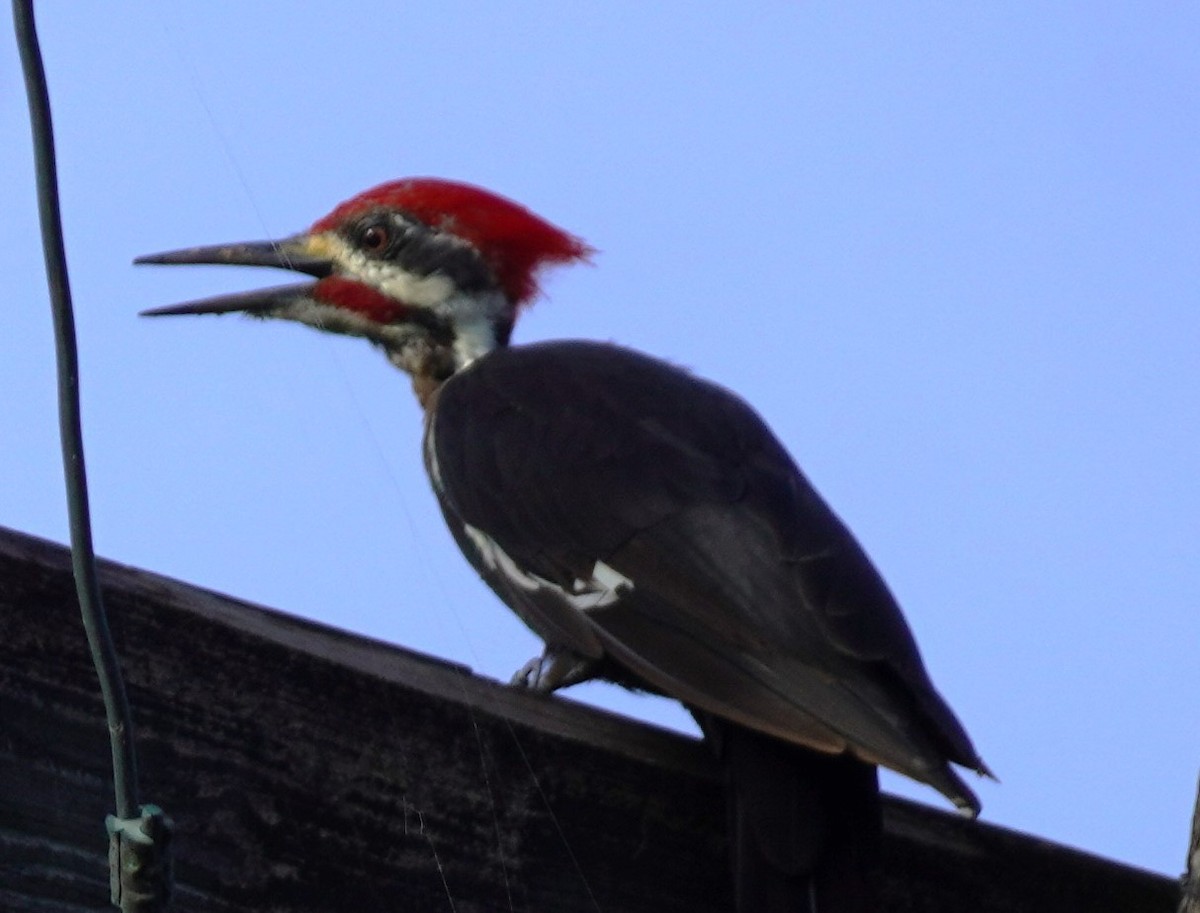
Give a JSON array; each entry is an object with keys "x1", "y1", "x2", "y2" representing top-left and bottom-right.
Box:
[{"x1": 510, "y1": 648, "x2": 597, "y2": 694}]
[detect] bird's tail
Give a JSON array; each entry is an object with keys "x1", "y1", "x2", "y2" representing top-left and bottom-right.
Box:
[{"x1": 700, "y1": 717, "x2": 882, "y2": 913}]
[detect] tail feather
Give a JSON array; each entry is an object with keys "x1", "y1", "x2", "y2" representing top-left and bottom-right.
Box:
[{"x1": 702, "y1": 717, "x2": 882, "y2": 913}]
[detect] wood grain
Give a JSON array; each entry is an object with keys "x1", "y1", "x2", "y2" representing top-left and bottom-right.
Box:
[{"x1": 0, "y1": 526, "x2": 1179, "y2": 912}]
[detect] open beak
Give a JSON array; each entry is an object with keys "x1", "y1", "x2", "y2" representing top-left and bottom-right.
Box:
[{"x1": 135, "y1": 236, "x2": 334, "y2": 317}]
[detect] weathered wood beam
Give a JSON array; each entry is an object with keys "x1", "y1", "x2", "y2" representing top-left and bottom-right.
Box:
[{"x1": 0, "y1": 526, "x2": 1179, "y2": 911}]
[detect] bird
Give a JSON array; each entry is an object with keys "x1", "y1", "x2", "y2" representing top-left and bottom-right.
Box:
[{"x1": 137, "y1": 177, "x2": 991, "y2": 912}]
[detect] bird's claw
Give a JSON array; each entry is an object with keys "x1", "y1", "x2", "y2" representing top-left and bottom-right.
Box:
[
  {"x1": 510, "y1": 656, "x2": 552, "y2": 691},
  {"x1": 510, "y1": 649, "x2": 596, "y2": 693}
]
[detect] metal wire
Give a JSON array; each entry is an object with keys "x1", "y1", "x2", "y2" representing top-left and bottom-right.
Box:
[{"x1": 12, "y1": 0, "x2": 141, "y2": 821}]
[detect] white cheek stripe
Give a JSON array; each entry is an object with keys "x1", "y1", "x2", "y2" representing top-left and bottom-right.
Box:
[
  {"x1": 326, "y1": 235, "x2": 457, "y2": 308},
  {"x1": 280, "y1": 297, "x2": 431, "y2": 354},
  {"x1": 323, "y1": 233, "x2": 506, "y2": 370},
  {"x1": 463, "y1": 524, "x2": 633, "y2": 612}
]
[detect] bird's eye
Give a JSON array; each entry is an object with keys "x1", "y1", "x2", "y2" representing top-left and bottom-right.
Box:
[{"x1": 361, "y1": 223, "x2": 390, "y2": 254}]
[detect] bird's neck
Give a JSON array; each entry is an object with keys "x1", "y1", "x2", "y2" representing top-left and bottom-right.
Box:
[
  {"x1": 448, "y1": 310, "x2": 501, "y2": 370},
  {"x1": 411, "y1": 374, "x2": 445, "y2": 410},
  {"x1": 384, "y1": 296, "x2": 505, "y2": 410},
  {"x1": 384, "y1": 327, "x2": 455, "y2": 403}
]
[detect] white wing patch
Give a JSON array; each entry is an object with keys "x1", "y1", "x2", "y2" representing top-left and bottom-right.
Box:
[
  {"x1": 463, "y1": 524, "x2": 633, "y2": 612},
  {"x1": 423, "y1": 411, "x2": 444, "y2": 491}
]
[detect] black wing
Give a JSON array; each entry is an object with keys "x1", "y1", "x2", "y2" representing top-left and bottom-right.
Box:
[{"x1": 430, "y1": 339, "x2": 987, "y2": 810}]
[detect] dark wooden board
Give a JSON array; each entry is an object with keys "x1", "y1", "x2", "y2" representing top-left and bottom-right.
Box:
[{"x1": 0, "y1": 527, "x2": 1179, "y2": 911}]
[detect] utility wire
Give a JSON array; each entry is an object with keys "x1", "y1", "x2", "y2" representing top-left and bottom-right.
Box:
[
  {"x1": 12, "y1": 0, "x2": 140, "y2": 823},
  {"x1": 13, "y1": 2, "x2": 171, "y2": 909}
]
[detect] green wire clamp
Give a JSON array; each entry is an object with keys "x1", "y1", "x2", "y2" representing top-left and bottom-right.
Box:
[{"x1": 107, "y1": 806, "x2": 174, "y2": 913}]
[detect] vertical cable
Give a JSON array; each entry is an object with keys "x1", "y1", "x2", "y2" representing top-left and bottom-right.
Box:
[
  {"x1": 13, "y1": 3, "x2": 171, "y2": 909},
  {"x1": 12, "y1": 0, "x2": 141, "y2": 822}
]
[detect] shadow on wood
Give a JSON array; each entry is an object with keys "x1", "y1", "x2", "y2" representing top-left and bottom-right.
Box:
[{"x1": 0, "y1": 526, "x2": 1179, "y2": 912}]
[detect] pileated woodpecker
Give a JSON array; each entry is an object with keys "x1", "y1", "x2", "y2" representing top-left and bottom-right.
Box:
[{"x1": 138, "y1": 178, "x2": 990, "y2": 912}]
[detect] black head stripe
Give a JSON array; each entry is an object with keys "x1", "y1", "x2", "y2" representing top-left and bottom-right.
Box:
[{"x1": 347, "y1": 211, "x2": 496, "y2": 295}]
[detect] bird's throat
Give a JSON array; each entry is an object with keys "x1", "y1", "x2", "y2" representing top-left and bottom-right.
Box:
[
  {"x1": 384, "y1": 329, "x2": 456, "y2": 402},
  {"x1": 383, "y1": 294, "x2": 505, "y2": 407}
]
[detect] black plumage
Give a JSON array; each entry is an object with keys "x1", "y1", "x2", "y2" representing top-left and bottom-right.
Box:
[{"x1": 428, "y1": 339, "x2": 988, "y2": 911}]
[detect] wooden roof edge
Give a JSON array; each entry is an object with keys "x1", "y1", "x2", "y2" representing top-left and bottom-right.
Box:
[
  {"x1": 0, "y1": 524, "x2": 714, "y2": 776},
  {"x1": 0, "y1": 523, "x2": 1179, "y2": 904}
]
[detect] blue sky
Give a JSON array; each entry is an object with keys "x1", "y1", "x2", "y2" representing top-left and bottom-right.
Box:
[{"x1": 3, "y1": 2, "x2": 1197, "y2": 878}]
